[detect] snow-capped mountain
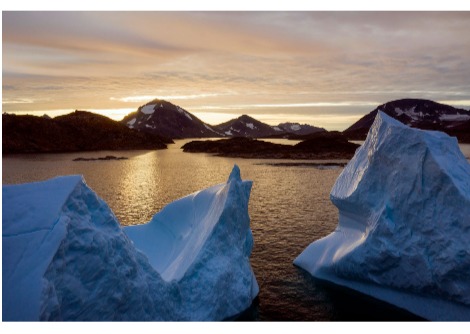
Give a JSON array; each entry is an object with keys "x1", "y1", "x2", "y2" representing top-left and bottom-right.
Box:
[
  {"x1": 121, "y1": 99, "x2": 327, "y2": 139},
  {"x1": 274, "y1": 122, "x2": 325, "y2": 135},
  {"x1": 121, "y1": 99, "x2": 221, "y2": 139},
  {"x1": 344, "y1": 99, "x2": 470, "y2": 142},
  {"x1": 213, "y1": 114, "x2": 279, "y2": 138}
]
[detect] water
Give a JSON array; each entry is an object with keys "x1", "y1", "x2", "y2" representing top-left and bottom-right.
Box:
[{"x1": 6, "y1": 140, "x2": 467, "y2": 321}]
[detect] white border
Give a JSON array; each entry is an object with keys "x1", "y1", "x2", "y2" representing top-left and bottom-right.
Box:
[{"x1": 2, "y1": 1, "x2": 470, "y2": 11}]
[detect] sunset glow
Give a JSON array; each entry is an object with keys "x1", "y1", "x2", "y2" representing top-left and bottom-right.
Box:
[{"x1": 3, "y1": 11, "x2": 470, "y2": 130}]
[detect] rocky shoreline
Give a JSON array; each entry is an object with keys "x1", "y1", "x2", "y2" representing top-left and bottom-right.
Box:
[{"x1": 182, "y1": 134, "x2": 360, "y2": 160}]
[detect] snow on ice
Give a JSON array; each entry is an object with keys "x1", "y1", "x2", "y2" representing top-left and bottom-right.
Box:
[
  {"x1": 294, "y1": 111, "x2": 470, "y2": 320},
  {"x1": 3, "y1": 165, "x2": 258, "y2": 321}
]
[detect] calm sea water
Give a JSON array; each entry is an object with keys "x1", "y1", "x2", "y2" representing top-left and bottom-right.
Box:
[{"x1": 3, "y1": 141, "x2": 469, "y2": 321}]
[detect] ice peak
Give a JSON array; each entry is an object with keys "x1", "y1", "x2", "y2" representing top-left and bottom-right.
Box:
[
  {"x1": 4, "y1": 168, "x2": 258, "y2": 321},
  {"x1": 376, "y1": 110, "x2": 406, "y2": 127},
  {"x1": 228, "y1": 164, "x2": 241, "y2": 182},
  {"x1": 3, "y1": 175, "x2": 84, "y2": 236},
  {"x1": 295, "y1": 109, "x2": 470, "y2": 320}
]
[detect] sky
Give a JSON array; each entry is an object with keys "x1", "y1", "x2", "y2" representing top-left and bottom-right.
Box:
[{"x1": 3, "y1": 10, "x2": 470, "y2": 130}]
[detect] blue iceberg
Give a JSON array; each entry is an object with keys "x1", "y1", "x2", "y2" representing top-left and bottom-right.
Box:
[
  {"x1": 3, "y1": 165, "x2": 258, "y2": 321},
  {"x1": 295, "y1": 112, "x2": 470, "y2": 320}
]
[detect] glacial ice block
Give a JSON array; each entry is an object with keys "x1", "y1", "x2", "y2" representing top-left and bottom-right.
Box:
[
  {"x1": 294, "y1": 111, "x2": 470, "y2": 320},
  {"x1": 124, "y1": 164, "x2": 259, "y2": 320},
  {"x1": 3, "y1": 165, "x2": 258, "y2": 321}
]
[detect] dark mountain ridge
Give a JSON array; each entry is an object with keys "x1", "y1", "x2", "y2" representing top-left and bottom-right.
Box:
[
  {"x1": 120, "y1": 99, "x2": 221, "y2": 139},
  {"x1": 274, "y1": 122, "x2": 326, "y2": 136},
  {"x1": 120, "y1": 98, "x2": 327, "y2": 139},
  {"x1": 344, "y1": 99, "x2": 470, "y2": 142},
  {"x1": 3, "y1": 111, "x2": 169, "y2": 154},
  {"x1": 213, "y1": 114, "x2": 280, "y2": 138}
]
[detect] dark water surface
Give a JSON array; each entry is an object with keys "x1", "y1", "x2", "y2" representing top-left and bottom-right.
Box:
[{"x1": 3, "y1": 139, "x2": 454, "y2": 320}]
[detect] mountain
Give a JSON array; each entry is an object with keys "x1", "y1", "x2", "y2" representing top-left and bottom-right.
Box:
[
  {"x1": 120, "y1": 99, "x2": 221, "y2": 139},
  {"x1": 3, "y1": 111, "x2": 168, "y2": 154},
  {"x1": 213, "y1": 114, "x2": 279, "y2": 138},
  {"x1": 343, "y1": 99, "x2": 470, "y2": 142},
  {"x1": 273, "y1": 122, "x2": 326, "y2": 136},
  {"x1": 120, "y1": 99, "x2": 327, "y2": 139}
]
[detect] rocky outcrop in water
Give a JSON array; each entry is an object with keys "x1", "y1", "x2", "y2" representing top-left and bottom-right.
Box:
[{"x1": 182, "y1": 133, "x2": 359, "y2": 160}]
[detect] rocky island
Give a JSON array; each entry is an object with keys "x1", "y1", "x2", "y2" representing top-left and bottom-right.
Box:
[
  {"x1": 73, "y1": 156, "x2": 129, "y2": 161},
  {"x1": 182, "y1": 132, "x2": 360, "y2": 160}
]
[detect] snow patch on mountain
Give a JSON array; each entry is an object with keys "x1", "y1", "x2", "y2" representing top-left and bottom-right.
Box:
[
  {"x1": 395, "y1": 106, "x2": 422, "y2": 120},
  {"x1": 141, "y1": 104, "x2": 156, "y2": 115},
  {"x1": 440, "y1": 113, "x2": 470, "y2": 122}
]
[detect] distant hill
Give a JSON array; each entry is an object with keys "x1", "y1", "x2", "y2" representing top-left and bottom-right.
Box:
[
  {"x1": 120, "y1": 99, "x2": 327, "y2": 140},
  {"x1": 120, "y1": 99, "x2": 221, "y2": 139},
  {"x1": 213, "y1": 114, "x2": 279, "y2": 138},
  {"x1": 274, "y1": 122, "x2": 326, "y2": 136},
  {"x1": 3, "y1": 111, "x2": 169, "y2": 154},
  {"x1": 343, "y1": 99, "x2": 470, "y2": 143}
]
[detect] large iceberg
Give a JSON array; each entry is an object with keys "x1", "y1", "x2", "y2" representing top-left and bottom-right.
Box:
[
  {"x1": 294, "y1": 112, "x2": 470, "y2": 320},
  {"x1": 3, "y1": 165, "x2": 258, "y2": 321},
  {"x1": 123, "y1": 165, "x2": 259, "y2": 320}
]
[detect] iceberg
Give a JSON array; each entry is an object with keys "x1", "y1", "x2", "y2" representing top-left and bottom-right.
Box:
[
  {"x1": 294, "y1": 112, "x2": 470, "y2": 320},
  {"x1": 123, "y1": 165, "x2": 259, "y2": 320},
  {"x1": 3, "y1": 165, "x2": 258, "y2": 321}
]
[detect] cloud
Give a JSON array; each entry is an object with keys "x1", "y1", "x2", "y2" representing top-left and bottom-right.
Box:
[
  {"x1": 2, "y1": 98, "x2": 36, "y2": 104},
  {"x1": 190, "y1": 101, "x2": 380, "y2": 110},
  {"x1": 110, "y1": 93, "x2": 225, "y2": 103},
  {"x1": 3, "y1": 12, "x2": 470, "y2": 130}
]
